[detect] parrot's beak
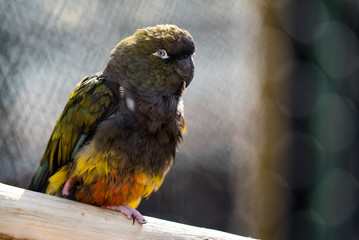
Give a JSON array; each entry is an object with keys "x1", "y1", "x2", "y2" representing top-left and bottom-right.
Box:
[{"x1": 177, "y1": 56, "x2": 194, "y2": 88}]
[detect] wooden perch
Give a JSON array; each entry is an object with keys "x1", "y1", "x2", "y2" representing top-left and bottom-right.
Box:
[{"x1": 0, "y1": 183, "x2": 256, "y2": 240}]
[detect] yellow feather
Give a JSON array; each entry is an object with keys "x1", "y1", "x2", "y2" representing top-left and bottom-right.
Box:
[
  {"x1": 46, "y1": 163, "x2": 72, "y2": 195},
  {"x1": 89, "y1": 103, "x2": 100, "y2": 113},
  {"x1": 57, "y1": 139, "x2": 62, "y2": 166},
  {"x1": 127, "y1": 197, "x2": 142, "y2": 209},
  {"x1": 49, "y1": 140, "x2": 58, "y2": 171},
  {"x1": 67, "y1": 107, "x2": 74, "y2": 122},
  {"x1": 182, "y1": 124, "x2": 187, "y2": 134},
  {"x1": 80, "y1": 98, "x2": 91, "y2": 108},
  {"x1": 142, "y1": 184, "x2": 154, "y2": 198}
]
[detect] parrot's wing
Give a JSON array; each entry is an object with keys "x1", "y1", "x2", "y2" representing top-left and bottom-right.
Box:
[{"x1": 29, "y1": 75, "x2": 116, "y2": 192}]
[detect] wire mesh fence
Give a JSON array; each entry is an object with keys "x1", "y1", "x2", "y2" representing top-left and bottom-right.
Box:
[{"x1": 0, "y1": 0, "x2": 263, "y2": 236}]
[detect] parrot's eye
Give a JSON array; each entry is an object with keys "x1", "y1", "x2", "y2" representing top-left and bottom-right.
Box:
[{"x1": 152, "y1": 49, "x2": 169, "y2": 59}]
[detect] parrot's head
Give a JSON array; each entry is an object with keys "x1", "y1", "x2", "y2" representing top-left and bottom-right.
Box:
[{"x1": 106, "y1": 24, "x2": 196, "y2": 97}]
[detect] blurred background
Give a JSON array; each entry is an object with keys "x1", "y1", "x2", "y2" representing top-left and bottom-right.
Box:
[{"x1": 1, "y1": 0, "x2": 359, "y2": 239}]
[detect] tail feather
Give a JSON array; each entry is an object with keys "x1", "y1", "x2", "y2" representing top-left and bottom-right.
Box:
[{"x1": 28, "y1": 161, "x2": 50, "y2": 193}]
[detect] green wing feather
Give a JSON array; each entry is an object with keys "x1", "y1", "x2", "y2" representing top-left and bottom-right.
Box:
[{"x1": 29, "y1": 76, "x2": 115, "y2": 192}]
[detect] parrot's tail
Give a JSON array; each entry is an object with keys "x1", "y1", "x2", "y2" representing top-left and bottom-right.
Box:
[{"x1": 28, "y1": 161, "x2": 51, "y2": 193}]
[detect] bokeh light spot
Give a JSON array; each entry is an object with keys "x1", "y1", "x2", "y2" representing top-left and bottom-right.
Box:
[
  {"x1": 277, "y1": 0, "x2": 329, "y2": 44},
  {"x1": 314, "y1": 93, "x2": 358, "y2": 153},
  {"x1": 275, "y1": 60, "x2": 328, "y2": 117},
  {"x1": 311, "y1": 169, "x2": 359, "y2": 226},
  {"x1": 276, "y1": 132, "x2": 324, "y2": 189},
  {"x1": 314, "y1": 21, "x2": 359, "y2": 79}
]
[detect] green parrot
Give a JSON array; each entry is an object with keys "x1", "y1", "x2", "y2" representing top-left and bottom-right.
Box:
[{"x1": 28, "y1": 24, "x2": 196, "y2": 224}]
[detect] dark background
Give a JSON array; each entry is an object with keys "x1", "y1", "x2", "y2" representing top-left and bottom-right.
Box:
[
  {"x1": 271, "y1": 1, "x2": 359, "y2": 240},
  {"x1": 1, "y1": 1, "x2": 359, "y2": 239}
]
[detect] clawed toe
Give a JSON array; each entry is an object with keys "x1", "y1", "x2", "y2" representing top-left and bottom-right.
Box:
[
  {"x1": 106, "y1": 205, "x2": 147, "y2": 224},
  {"x1": 62, "y1": 178, "x2": 76, "y2": 197}
]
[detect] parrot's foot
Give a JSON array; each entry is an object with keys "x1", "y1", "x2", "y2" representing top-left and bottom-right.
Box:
[
  {"x1": 106, "y1": 205, "x2": 147, "y2": 225},
  {"x1": 62, "y1": 178, "x2": 76, "y2": 197}
]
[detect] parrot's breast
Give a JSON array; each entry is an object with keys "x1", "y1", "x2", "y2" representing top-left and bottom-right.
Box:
[{"x1": 46, "y1": 94, "x2": 182, "y2": 208}]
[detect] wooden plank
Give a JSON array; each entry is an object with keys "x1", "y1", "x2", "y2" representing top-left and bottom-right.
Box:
[{"x1": 0, "y1": 183, "x2": 256, "y2": 240}]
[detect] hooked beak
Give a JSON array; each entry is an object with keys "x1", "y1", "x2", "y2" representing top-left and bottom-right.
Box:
[{"x1": 177, "y1": 56, "x2": 194, "y2": 87}]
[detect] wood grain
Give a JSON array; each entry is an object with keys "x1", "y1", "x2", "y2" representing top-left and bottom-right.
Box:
[{"x1": 0, "y1": 183, "x2": 256, "y2": 240}]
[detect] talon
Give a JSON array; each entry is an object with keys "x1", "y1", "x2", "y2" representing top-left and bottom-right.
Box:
[
  {"x1": 138, "y1": 219, "x2": 147, "y2": 224},
  {"x1": 62, "y1": 194, "x2": 69, "y2": 199},
  {"x1": 131, "y1": 214, "x2": 135, "y2": 225}
]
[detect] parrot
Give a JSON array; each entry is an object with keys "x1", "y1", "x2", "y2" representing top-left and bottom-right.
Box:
[{"x1": 28, "y1": 24, "x2": 196, "y2": 224}]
